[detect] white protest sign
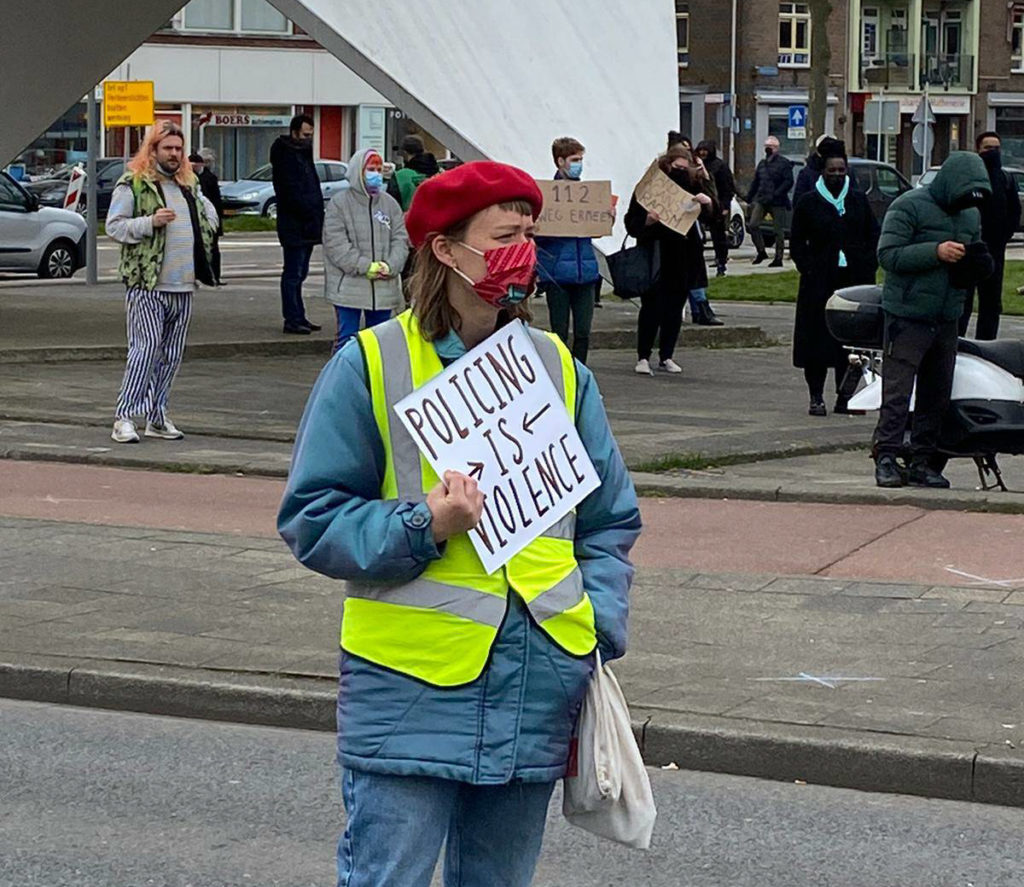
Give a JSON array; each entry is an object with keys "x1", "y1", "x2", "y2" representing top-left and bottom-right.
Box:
[{"x1": 394, "y1": 322, "x2": 601, "y2": 574}]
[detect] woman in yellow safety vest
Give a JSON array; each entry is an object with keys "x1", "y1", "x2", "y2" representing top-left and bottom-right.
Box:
[{"x1": 278, "y1": 160, "x2": 641, "y2": 887}]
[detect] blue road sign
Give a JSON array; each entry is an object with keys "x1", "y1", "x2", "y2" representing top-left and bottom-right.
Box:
[{"x1": 788, "y1": 105, "x2": 807, "y2": 129}]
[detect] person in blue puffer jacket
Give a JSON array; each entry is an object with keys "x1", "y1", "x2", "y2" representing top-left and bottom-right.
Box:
[
  {"x1": 278, "y1": 160, "x2": 641, "y2": 887},
  {"x1": 534, "y1": 136, "x2": 605, "y2": 365}
]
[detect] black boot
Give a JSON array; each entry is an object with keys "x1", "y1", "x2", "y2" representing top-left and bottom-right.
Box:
[
  {"x1": 907, "y1": 458, "x2": 951, "y2": 488},
  {"x1": 716, "y1": 264, "x2": 727, "y2": 278},
  {"x1": 808, "y1": 398, "x2": 827, "y2": 417},
  {"x1": 694, "y1": 302, "x2": 724, "y2": 326},
  {"x1": 752, "y1": 252, "x2": 769, "y2": 265},
  {"x1": 768, "y1": 255, "x2": 784, "y2": 268},
  {"x1": 875, "y1": 455, "x2": 906, "y2": 488}
]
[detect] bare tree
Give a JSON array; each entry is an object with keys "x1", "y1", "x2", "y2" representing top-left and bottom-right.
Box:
[{"x1": 806, "y1": 0, "x2": 834, "y2": 148}]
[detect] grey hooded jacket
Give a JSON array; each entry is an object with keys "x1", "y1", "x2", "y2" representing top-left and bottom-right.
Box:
[{"x1": 323, "y1": 147, "x2": 410, "y2": 311}]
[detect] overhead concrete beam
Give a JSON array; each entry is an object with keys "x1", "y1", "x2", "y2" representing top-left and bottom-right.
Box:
[{"x1": 0, "y1": 0, "x2": 184, "y2": 165}]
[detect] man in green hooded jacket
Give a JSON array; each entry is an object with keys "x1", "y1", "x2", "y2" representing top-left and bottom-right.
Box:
[{"x1": 873, "y1": 151, "x2": 993, "y2": 489}]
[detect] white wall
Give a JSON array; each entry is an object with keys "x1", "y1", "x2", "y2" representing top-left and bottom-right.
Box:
[
  {"x1": 108, "y1": 45, "x2": 389, "y2": 106},
  {"x1": 277, "y1": 0, "x2": 679, "y2": 251}
]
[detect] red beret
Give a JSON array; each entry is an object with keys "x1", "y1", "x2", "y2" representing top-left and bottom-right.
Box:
[{"x1": 405, "y1": 160, "x2": 544, "y2": 248}]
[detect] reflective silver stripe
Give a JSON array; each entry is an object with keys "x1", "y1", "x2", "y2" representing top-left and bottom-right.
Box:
[
  {"x1": 527, "y1": 328, "x2": 565, "y2": 399},
  {"x1": 525, "y1": 568, "x2": 585, "y2": 623},
  {"x1": 371, "y1": 320, "x2": 425, "y2": 503},
  {"x1": 346, "y1": 578, "x2": 507, "y2": 627},
  {"x1": 541, "y1": 511, "x2": 575, "y2": 540}
]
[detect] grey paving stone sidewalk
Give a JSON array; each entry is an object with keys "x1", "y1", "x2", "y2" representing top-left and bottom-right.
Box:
[{"x1": 2, "y1": 516, "x2": 1022, "y2": 762}]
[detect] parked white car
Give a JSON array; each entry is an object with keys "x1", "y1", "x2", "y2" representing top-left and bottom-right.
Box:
[{"x1": 0, "y1": 171, "x2": 86, "y2": 278}]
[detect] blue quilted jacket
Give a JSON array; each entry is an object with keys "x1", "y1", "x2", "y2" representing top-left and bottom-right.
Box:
[{"x1": 278, "y1": 327, "x2": 641, "y2": 784}]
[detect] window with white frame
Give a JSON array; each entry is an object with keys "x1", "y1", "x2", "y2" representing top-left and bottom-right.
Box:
[
  {"x1": 1013, "y1": 10, "x2": 1024, "y2": 72},
  {"x1": 778, "y1": 2, "x2": 811, "y2": 67},
  {"x1": 862, "y1": 7, "x2": 879, "y2": 62},
  {"x1": 676, "y1": 2, "x2": 690, "y2": 67},
  {"x1": 182, "y1": 0, "x2": 291, "y2": 34}
]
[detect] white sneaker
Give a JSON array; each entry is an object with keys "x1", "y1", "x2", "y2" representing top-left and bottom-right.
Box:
[
  {"x1": 145, "y1": 418, "x2": 184, "y2": 440},
  {"x1": 635, "y1": 358, "x2": 653, "y2": 376},
  {"x1": 659, "y1": 358, "x2": 683, "y2": 374},
  {"x1": 111, "y1": 418, "x2": 140, "y2": 443}
]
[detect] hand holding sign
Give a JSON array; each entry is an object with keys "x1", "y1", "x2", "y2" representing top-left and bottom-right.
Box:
[
  {"x1": 395, "y1": 322, "x2": 601, "y2": 573},
  {"x1": 634, "y1": 161, "x2": 702, "y2": 236},
  {"x1": 427, "y1": 470, "x2": 485, "y2": 543}
]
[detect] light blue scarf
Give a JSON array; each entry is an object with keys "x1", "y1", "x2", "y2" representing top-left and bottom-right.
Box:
[{"x1": 815, "y1": 174, "x2": 850, "y2": 268}]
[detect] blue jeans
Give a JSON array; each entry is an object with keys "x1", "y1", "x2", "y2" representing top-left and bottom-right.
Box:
[
  {"x1": 334, "y1": 306, "x2": 392, "y2": 353},
  {"x1": 337, "y1": 769, "x2": 555, "y2": 887},
  {"x1": 281, "y1": 244, "x2": 315, "y2": 327}
]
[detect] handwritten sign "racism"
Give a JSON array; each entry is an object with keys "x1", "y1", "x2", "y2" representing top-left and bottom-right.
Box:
[{"x1": 394, "y1": 322, "x2": 600, "y2": 574}]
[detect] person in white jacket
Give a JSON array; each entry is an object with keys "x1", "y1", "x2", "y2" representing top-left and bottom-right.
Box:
[{"x1": 323, "y1": 148, "x2": 410, "y2": 352}]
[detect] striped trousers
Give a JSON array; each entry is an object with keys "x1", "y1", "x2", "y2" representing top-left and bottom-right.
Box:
[{"x1": 114, "y1": 287, "x2": 193, "y2": 423}]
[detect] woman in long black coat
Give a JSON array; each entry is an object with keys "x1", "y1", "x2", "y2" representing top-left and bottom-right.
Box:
[{"x1": 790, "y1": 148, "x2": 879, "y2": 415}]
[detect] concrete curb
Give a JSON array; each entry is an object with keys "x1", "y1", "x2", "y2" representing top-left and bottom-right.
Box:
[
  {"x1": 631, "y1": 470, "x2": 1024, "y2": 514},
  {"x1": 0, "y1": 325, "x2": 772, "y2": 364},
  {"x1": 5, "y1": 442, "x2": 1024, "y2": 513},
  {"x1": 2, "y1": 656, "x2": 1020, "y2": 806}
]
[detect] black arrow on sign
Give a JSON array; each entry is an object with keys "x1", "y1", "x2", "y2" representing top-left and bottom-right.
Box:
[
  {"x1": 467, "y1": 461, "x2": 485, "y2": 481},
  {"x1": 522, "y1": 403, "x2": 552, "y2": 435}
]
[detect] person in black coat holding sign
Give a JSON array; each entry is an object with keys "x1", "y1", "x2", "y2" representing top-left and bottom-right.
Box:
[
  {"x1": 624, "y1": 144, "x2": 714, "y2": 376},
  {"x1": 790, "y1": 142, "x2": 879, "y2": 416}
]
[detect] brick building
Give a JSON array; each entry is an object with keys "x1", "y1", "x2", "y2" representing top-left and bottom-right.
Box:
[{"x1": 678, "y1": 1, "x2": 1024, "y2": 188}]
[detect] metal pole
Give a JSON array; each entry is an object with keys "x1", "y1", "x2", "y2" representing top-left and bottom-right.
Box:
[
  {"x1": 86, "y1": 86, "x2": 98, "y2": 286},
  {"x1": 877, "y1": 87, "x2": 884, "y2": 163},
  {"x1": 729, "y1": 0, "x2": 738, "y2": 173}
]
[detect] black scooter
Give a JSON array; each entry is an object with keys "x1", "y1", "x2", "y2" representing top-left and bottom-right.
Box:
[{"x1": 826, "y1": 285, "x2": 1024, "y2": 490}]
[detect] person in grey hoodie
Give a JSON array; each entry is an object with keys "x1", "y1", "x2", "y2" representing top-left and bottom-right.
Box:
[{"x1": 323, "y1": 148, "x2": 409, "y2": 352}]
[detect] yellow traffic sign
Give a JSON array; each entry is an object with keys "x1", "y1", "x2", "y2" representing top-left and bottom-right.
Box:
[{"x1": 103, "y1": 81, "x2": 155, "y2": 127}]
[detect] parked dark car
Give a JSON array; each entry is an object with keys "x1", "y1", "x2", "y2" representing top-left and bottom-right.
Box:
[
  {"x1": 755, "y1": 157, "x2": 912, "y2": 244},
  {"x1": 23, "y1": 158, "x2": 124, "y2": 212},
  {"x1": 918, "y1": 164, "x2": 1024, "y2": 234}
]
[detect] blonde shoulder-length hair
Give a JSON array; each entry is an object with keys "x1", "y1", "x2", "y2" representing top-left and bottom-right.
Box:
[
  {"x1": 126, "y1": 120, "x2": 196, "y2": 189},
  {"x1": 409, "y1": 200, "x2": 535, "y2": 341}
]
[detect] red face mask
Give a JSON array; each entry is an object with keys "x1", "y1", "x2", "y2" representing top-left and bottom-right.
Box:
[{"x1": 454, "y1": 240, "x2": 537, "y2": 307}]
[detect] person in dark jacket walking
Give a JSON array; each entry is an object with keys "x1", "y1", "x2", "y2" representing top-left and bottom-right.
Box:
[
  {"x1": 534, "y1": 136, "x2": 604, "y2": 364},
  {"x1": 271, "y1": 114, "x2": 324, "y2": 335},
  {"x1": 191, "y1": 151, "x2": 224, "y2": 285},
  {"x1": 873, "y1": 152, "x2": 994, "y2": 489},
  {"x1": 790, "y1": 142, "x2": 879, "y2": 416},
  {"x1": 625, "y1": 145, "x2": 715, "y2": 375},
  {"x1": 959, "y1": 131, "x2": 1022, "y2": 340},
  {"x1": 387, "y1": 134, "x2": 440, "y2": 212},
  {"x1": 696, "y1": 139, "x2": 736, "y2": 277},
  {"x1": 746, "y1": 136, "x2": 794, "y2": 266}
]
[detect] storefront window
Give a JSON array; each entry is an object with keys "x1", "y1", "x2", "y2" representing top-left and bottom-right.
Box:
[
  {"x1": 768, "y1": 109, "x2": 806, "y2": 158},
  {"x1": 995, "y1": 107, "x2": 1024, "y2": 168}
]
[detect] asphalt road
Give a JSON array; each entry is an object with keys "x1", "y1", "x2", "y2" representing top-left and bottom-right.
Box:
[{"x1": 3, "y1": 699, "x2": 1023, "y2": 887}]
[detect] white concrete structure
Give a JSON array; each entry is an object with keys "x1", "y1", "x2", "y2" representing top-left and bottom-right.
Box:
[{"x1": 3, "y1": 0, "x2": 678, "y2": 246}]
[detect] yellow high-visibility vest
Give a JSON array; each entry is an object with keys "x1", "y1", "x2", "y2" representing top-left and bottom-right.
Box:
[{"x1": 344, "y1": 309, "x2": 596, "y2": 687}]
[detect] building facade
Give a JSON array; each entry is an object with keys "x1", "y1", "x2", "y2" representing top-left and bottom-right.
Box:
[
  {"x1": 679, "y1": 1, "x2": 1024, "y2": 187},
  {"x1": 18, "y1": 0, "x2": 448, "y2": 181}
]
